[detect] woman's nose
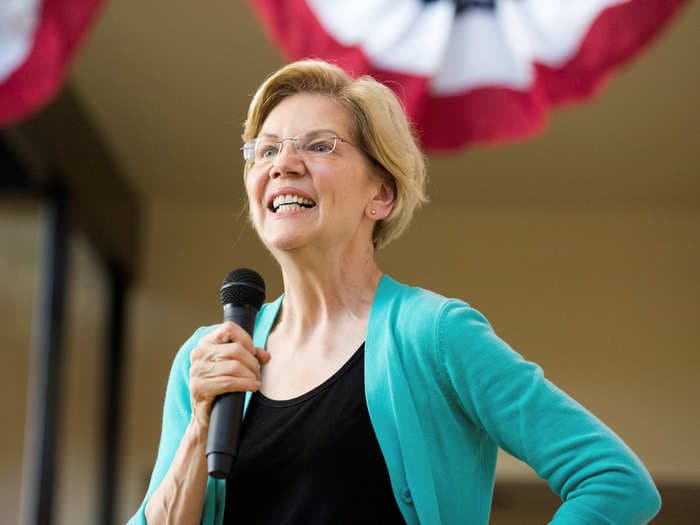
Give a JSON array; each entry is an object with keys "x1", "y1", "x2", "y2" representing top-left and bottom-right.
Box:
[
  {"x1": 277, "y1": 137, "x2": 303, "y2": 160},
  {"x1": 269, "y1": 140, "x2": 304, "y2": 178}
]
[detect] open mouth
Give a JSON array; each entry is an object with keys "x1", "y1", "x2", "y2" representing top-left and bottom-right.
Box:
[{"x1": 270, "y1": 194, "x2": 317, "y2": 213}]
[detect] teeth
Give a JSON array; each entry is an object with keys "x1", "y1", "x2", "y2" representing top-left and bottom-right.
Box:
[
  {"x1": 272, "y1": 194, "x2": 315, "y2": 211},
  {"x1": 277, "y1": 203, "x2": 301, "y2": 213}
]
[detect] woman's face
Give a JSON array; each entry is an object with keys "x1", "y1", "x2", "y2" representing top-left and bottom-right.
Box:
[{"x1": 245, "y1": 93, "x2": 390, "y2": 255}]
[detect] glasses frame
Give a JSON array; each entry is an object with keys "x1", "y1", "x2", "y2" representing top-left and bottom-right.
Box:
[{"x1": 241, "y1": 133, "x2": 359, "y2": 163}]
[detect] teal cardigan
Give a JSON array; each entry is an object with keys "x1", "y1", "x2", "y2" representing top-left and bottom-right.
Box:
[{"x1": 129, "y1": 275, "x2": 660, "y2": 524}]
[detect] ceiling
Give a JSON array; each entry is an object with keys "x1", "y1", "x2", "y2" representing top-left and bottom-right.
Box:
[{"x1": 68, "y1": 1, "x2": 699, "y2": 209}]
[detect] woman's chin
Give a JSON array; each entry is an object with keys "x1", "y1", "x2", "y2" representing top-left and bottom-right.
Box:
[{"x1": 263, "y1": 230, "x2": 312, "y2": 253}]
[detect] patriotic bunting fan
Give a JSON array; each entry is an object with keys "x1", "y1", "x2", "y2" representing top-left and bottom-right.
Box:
[
  {"x1": 251, "y1": 0, "x2": 687, "y2": 152},
  {"x1": 0, "y1": 0, "x2": 104, "y2": 128}
]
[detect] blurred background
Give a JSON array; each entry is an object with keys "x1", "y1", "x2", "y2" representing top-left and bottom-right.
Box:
[{"x1": 1, "y1": 1, "x2": 698, "y2": 524}]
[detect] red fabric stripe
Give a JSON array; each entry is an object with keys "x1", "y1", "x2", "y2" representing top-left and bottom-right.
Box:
[
  {"x1": 0, "y1": 0, "x2": 105, "y2": 128},
  {"x1": 250, "y1": 0, "x2": 688, "y2": 152}
]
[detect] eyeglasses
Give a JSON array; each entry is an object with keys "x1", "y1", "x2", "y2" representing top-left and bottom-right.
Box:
[{"x1": 241, "y1": 130, "x2": 358, "y2": 163}]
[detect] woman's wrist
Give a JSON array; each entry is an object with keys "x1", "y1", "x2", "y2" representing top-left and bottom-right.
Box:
[
  {"x1": 145, "y1": 416, "x2": 209, "y2": 524},
  {"x1": 188, "y1": 412, "x2": 210, "y2": 442}
]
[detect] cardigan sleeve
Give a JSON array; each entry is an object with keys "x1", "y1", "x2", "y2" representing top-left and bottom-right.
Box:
[
  {"x1": 127, "y1": 326, "x2": 224, "y2": 525},
  {"x1": 436, "y1": 300, "x2": 661, "y2": 525}
]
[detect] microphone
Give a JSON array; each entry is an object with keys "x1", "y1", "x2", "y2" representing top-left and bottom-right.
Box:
[{"x1": 206, "y1": 268, "x2": 266, "y2": 478}]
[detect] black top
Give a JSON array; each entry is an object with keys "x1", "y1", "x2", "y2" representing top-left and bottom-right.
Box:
[{"x1": 224, "y1": 344, "x2": 405, "y2": 524}]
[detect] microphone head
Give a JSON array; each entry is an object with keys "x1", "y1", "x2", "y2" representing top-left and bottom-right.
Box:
[{"x1": 220, "y1": 268, "x2": 266, "y2": 309}]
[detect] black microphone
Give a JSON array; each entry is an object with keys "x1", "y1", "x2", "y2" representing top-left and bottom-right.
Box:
[{"x1": 206, "y1": 268, "x2": 266, "y2": 478}]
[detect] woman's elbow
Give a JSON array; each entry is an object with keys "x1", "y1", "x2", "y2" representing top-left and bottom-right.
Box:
[
  {"x1": 636, "y1": 476, "x2": 662, "y2": 523},
  {"x1": 615, "y1": 467, "x2": 662, "y2": 524}
]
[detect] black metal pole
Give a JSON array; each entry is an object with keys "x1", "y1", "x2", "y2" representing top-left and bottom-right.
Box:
[
  {"x1": 98, "y1": 262, "x2": 128, "y2": 525},
  {"x1": 20, "y1": 184, "x2": 69, "y2": 525}
]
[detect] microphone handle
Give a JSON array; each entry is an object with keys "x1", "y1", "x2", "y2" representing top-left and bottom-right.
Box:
[{"x1": 206, "y1": 304, "x2": 258, "y2": 478}]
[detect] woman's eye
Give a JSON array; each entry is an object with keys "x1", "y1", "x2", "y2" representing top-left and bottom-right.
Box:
[
  {"x1": 259, "y1": 145, "x2": 278, "y2": 158},
  {"x1": 307, "y1": 140, "x2": 333, "y2": 153}
]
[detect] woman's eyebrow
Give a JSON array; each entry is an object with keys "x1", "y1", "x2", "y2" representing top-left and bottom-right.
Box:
[
  {"x1": 258, "y1": 128, "x2": 339, "y2": 139},
  {"x1": 304, "y1": 128, "x2": 339, "y2": 138}
]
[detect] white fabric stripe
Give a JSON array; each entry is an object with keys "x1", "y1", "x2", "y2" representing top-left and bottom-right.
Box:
[
  {"x1": 432, "y1": 9, "x2": 532, "y2": 91},
  {"x1": 306, "y1": 0, "x2": 633, "y2": 92},
  {"x1": 306, "y1": 0, "x2": 424, "y2": 45},
  {"x1": 0, "y1": 0, "x2": 43, "y2": 83},
  {"x1": 431, "y1": 0, "x2": 629, "y2": 93},
  {"x1": 502, "y1": 0, "x2": 631, "y2": 66},
  {"x1": 307, "y1": 0, "x2": 453, "y2": 74}
]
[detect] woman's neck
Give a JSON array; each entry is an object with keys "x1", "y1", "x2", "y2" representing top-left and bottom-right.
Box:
[{"x1": 273, "y1": 241, "x2": 383, "y2": 336}]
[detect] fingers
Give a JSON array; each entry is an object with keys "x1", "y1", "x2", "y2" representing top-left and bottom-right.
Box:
[
  {"x1": 191, "y1": 322, "x2": 257, "y2": 367},
  {"x1": 191, "y1": 344, "x2": 261, "y2": 384},
  {"x1": 195, "y1": 343, "x2": 261, "y2": 373},
  {"x1": 202, "y1": 321, "x2": 255, "y2": 351},
  {"x1": 189, "y1": 322, "x2": 272, "y2": 410},
  {"x1": 255, "y1": 348, "x2": 272, "y2": 366},
  {"x1": 190, "y1": 374, "x2": 260, "y2": 401},
  {"x1": 190, "y1": 354, "x2": 261, "y2": 409},
  {"x1": 189, "y1": 322, "x2": 272, "y2": 428},
  {"x1": 202, "y1": 352, "x2": 260, "y2": 380}
]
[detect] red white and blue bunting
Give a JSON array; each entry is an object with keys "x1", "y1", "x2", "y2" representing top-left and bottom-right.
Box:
[
  {"x1": 251, "y1": 0, "x2": 687, "y2": 151},
  {"x1": 0, "y1": 0, "x2": 104, "y2": 128}
]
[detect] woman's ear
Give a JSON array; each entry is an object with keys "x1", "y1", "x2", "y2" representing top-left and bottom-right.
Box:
[{"x1": 367, "y1": 179, "x2": 395, "y2": 220}]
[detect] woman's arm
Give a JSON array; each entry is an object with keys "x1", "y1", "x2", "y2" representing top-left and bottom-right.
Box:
[
  {"x1": 437, "y1": 301, "x2": 661, "y2": 524},
  {"x1": 129, "y1": 322, "x2": 269, "y2": 525},
  {"x1": 144, "y1": 419, "x2": 209, "y2": 524}
]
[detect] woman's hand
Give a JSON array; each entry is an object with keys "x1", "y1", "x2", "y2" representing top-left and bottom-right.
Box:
[
  {"x1": 189, "y1": 321, "x2": 271, "y2": 429},
  {"x1": 144, "y1": 323, "x2": 270, "y2": 524}
]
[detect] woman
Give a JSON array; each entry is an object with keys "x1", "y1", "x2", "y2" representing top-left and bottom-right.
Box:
[{"x1": 130, "y1": 60, "x2": 660, "y2": 524}]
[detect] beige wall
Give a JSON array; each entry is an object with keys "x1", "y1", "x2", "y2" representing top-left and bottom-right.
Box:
[
  {"x1": 2, "y1": 202, "x2": 37, "y2": 525},
  {"x1": 2, "y1": 201, "x2": 106, "y2": 525}
]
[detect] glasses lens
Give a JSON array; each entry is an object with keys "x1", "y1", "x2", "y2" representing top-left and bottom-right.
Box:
[
  {"x1": 299, "y1": 133, "x2": 337, "y2": 155},
  {"x1": 242, "y1": 141, "x2": 256, "y2": 161},
  {"x1": 244, "y1": 133, "x2": 342, "y2": 163},
  {"x1": 253, "y1": 138, "x2": 282, "y2": 162}
]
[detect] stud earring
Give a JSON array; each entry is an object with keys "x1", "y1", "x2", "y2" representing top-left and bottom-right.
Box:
[{"x1": 370, "y1": 209, "x2": 377, "y2": 216}]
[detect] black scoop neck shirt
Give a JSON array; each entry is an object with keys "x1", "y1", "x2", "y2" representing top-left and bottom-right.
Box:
[{"x1": 223, "y1": 344, "x2": 405, "y2": 524}]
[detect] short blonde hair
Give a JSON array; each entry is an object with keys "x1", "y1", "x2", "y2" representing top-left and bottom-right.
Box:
[{"x1": 242, "y1": 59, "x2": 427, "y2": 250}]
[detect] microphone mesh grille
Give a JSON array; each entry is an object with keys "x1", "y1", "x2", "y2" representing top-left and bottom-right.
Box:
[{"x1": 220, "y1": 268, "x2": 266, "y2": 308}]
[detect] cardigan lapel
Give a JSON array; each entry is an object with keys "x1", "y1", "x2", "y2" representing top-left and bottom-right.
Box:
[
  {"x1": 244, "y1": 295, "x2": 284, "y2": 415},
  {"x1": 365, "y1": 275, "x2": 442, "y2": 525}
]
